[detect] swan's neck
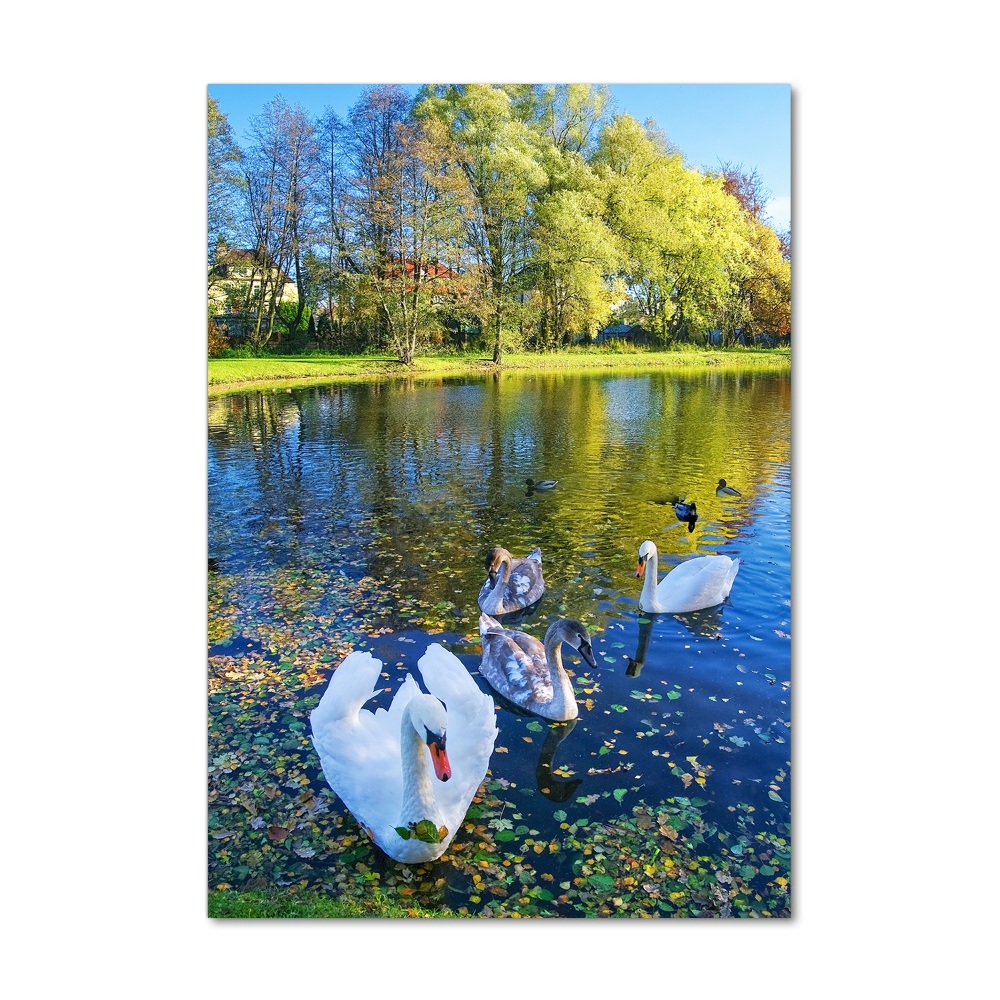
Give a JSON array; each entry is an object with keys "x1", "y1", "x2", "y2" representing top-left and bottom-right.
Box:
[
  {"x1": 483, "y1": 558, "x2": 511, "y2": 613},
  {"x1": 543, "y1": 636, "x2": 578, "y2": 718},
  {"x1": 398, "y1": 706, "x2": 443, "y2": 829},
  {"x1": 640, "y1": 551, "x2": 664, "y2": 612},
  {"x1": 492, "y1": 557, "x2": 510, "y2": 595}
]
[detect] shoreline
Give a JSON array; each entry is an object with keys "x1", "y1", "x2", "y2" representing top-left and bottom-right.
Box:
[{"x1": 208, "y1": 348, "x2": 791, "y2": 395}]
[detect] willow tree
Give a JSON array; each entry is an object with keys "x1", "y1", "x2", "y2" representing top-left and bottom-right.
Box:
[
  {"x1": 527, "y1": 85, "x2": 622, "y2": 346},
  {"x1": 415, "y1": 84, "x2": 548, "y2": 364},
  {"x1": 530, "y1": 181, "x2": 623, "y2": 347},
  {"x1": 592, "y1": 114, "x2": 753, "y2": 342}
]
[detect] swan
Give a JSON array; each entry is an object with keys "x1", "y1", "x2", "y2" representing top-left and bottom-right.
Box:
[
  {"x1": 309, "y1": 645, "x2": 498, "y2": 863},
  {"x1": 636, "y1": 539, "x2": 739, "y2": 614},
  {"x1": 478, "y1": 546, "x2": 545, "y2": 615},
  {"x1": 716, "y1": 478, "x2": 742, "y2": 497},
  {"x1": 526, "y1": 478, "x2": 558, "y2": 491},
  {"x1": 478, "y1": 614, "x2": 597, "y2": 722}
]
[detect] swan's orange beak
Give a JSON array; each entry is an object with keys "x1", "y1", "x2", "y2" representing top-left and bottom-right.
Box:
[
  {"x1": 429, "y1": 740, "x2": 451, "y2": 781},
  {"x1": 636, "y1": 557, "x2": 645, "y2": 578}
]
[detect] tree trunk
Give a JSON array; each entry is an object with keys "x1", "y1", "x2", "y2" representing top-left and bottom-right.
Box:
[{"x1": 492, "y1": 310, "x2": 503, "y2": 365}]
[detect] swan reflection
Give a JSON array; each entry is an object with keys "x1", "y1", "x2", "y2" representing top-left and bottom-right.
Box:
[
  {"x1": 535, "y1": 718, "x2": 582, "y2": 802},
  {"x1": 626, "y1": 603, "x2": 726, "y2": 678}
]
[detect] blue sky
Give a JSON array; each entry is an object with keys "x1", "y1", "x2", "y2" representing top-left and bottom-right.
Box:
[{"x1": 208, "y1": 83, "x2": 790, "y2": 233}]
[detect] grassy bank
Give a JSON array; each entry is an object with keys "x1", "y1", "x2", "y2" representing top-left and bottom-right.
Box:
[
  {"x1": 208, "y1": 887, "x2": 453, "y2": 919},
  {"x1": 208, "y1": 347, "x2": 790, "y2": 394}
]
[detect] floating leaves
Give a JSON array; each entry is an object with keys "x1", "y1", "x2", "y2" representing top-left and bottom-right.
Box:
[
  {"x1": 394, "y1": 820, "x2": 448, "y2": 844},
  {"x1": 207, "y1": 441, "x2": 791, "y2": 917}
]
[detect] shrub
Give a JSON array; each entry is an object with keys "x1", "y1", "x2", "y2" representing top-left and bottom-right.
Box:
[{"x1": 208, "y1": 321, "x2": 229, "y2": 358}]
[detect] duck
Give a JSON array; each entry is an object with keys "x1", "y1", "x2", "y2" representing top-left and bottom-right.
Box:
[
  {"x1": 672, "y1": 500, "x2": 697, "y2": 520},
  {"x1": 636, "y1": 539, "x2": 739, "y2": 614},
  {"x1": 478, "y1": 546, "x2": 545, "y2": 615},
  {"x1": 478, "y1": 614, "x2": 597, "y2": 722},
  {"x1": 309, "y1": 645, "x2": 498, "y2": 863},
  {"x1": 716, "y1": 478, "x2": 742, "y2": 497},
  {"x1": 671, "y1": 499, "x2": 699, "y2": 532},
  {"x1": 525, "y1": 478, "x2": 558, "y2": 491}
]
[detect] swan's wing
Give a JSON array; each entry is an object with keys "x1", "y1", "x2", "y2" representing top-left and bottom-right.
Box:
[
  {"x1": 656, "y1": 556, "x2": 739, "y2": 612},
  {"x1": 477, "y1": 576, "x2": 494, "y2": 612},
  {"x1": 309, "y1": 650, "x2": 382, "y2": 728},
  {"x1": 524, "y1": 547, "x2": 542, "y2": 564},
  {"x1": 505, "y1": 560, "x2": 545, "y2": 606},
  {"x1": 417, "y1": 645, "x2": 498, "y2": 826},
  {"x1": 480, "y1": 625, "x2": 554, "y2": 707},
  {"x1": 310, "y1": 658, "x2": 417, "y2": 836}
]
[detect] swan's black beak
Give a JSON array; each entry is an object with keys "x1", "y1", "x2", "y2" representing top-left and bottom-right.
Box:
[{"x1": 578, "y1": 640, "x2": 597, "y2": 669}]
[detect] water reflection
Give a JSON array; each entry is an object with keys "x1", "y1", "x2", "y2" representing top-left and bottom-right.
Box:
[
  {"x1": 625, "y1": 615, "x2": 654, "y2": 678},
  {"x1": 535, "y1": 719, "x2": 583, "y2": 802},
  {"x1": 208, "y1": 370, "x2": 792, "y2": 911},
  {"x1": 625, "y1": 603, "x2": 726, "y2": 678}
]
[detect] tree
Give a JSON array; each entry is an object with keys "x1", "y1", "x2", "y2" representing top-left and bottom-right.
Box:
[
  {"x1": 416, "y1": 85, "x2": 548, "y2": 364},
  {"x1": 528, "y1": 86, "x2": 621, "y2": 347},
  {"x1": 716, "y1": 162, "x2": 791, "y2": 342},
  {"x1": 344, "y1": 88, "x2": 467, "y2": 364},
  {"x1": 718, "y1": 161, "x2": 770, "y2": 221},
  {"x1": 208, "y1": 96, "x2": 242, "y2": 261},
  {"x1": 593, "y1": 115, "x2": 764, "y2": 343},
  {"x1": 307, "y1": 107, "x2": 350, "y2": 349},
  {"x1": 239, "y1": 96, "x2": 315, "y2": 348}
]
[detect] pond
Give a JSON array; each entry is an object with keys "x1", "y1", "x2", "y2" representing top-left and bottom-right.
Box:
[{"x1": 208, "y1": 368, "x2": 791, "y2": 917}]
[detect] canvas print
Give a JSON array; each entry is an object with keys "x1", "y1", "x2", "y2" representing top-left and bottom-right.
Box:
[{"x1": 207, "y1": 83, "x2": 791, "y2": 918}]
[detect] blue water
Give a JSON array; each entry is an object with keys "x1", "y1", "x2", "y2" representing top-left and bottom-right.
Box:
[{"x1": 208, "y1": 369, "x2": 791, "y2": 911}]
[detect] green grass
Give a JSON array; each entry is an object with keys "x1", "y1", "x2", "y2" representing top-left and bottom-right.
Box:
[
  {"x1": 208, "y1": 346, "x2": 790, "y2": 393},
  {"x1": 207, "y1": 887, "x2": 455, "y2": 919}
]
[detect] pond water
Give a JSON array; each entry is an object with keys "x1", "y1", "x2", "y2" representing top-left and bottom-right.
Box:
[{"x1": 208, "y1": 368, "x2": 791, "y2": 917}]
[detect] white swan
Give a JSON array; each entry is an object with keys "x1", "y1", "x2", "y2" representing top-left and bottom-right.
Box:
[
  {"x1": 478, "y1": 614, "x2": 597, "y2": 722},
  {"x1": 478, "y1": 546, "x2": 545, "y2": 615},
  {"x1": 636, "y1": 539, "x2": 739, "y2": 614},
  {"x1": 310, "y1": 645, "x2": 498, "y2": 863}
]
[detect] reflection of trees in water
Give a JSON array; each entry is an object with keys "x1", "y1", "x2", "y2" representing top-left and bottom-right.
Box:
[
  {"x1": 208, "y1": 391, "x2": 306, "y2": 564},
  {"x1": 208, "y1": 373, "x2": 789, "y2": 610}
]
